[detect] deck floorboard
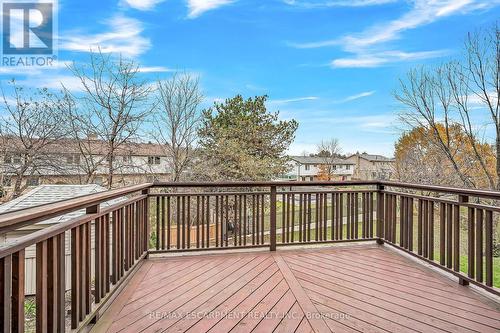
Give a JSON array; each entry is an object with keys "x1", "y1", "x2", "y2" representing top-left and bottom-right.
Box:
[{"x1": 95, "y1": 245, "x2": 500, "y2": 333}]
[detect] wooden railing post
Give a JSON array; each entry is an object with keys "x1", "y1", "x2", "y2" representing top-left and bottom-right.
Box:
[
  {"x1": 142, "y1": 188, "x2": 150, "y2": 254},
  {"x1": 12, "y1": 250, "x2": 25, "y2": 333},
  {"x1": 270, "y1": 186, "x2": 277, "y2": 251},
  {"x1": 376, "y1": 184, "x2": 385, "y2": 244},
  {"x1": 458, "y1": 195, "x2": 470, "y2": 286}
]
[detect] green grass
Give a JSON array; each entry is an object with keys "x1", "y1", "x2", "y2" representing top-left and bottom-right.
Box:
[
  {"x1": 391, "y1": 214, "x2": 500, "y2": 288},
  {"x1": 275, "y1": 223, "x2": 371, "y2": 243},
  {"x1": 431, "y1": 253, "x2": 500, "y2": 288}
]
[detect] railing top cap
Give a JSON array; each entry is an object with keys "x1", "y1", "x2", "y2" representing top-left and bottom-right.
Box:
[
  {"x1": 0, "y1": 183, "x2": 151, "y2": 233},
  {"x1": 150, "y1": 180, "x2": 379, "y2": 187},
  {"x1": 380, "y1": 181, "x2": 500, "y2": 199},
  {"x1": 1, "y1": 179, "x2": 500, "y2": 236}
]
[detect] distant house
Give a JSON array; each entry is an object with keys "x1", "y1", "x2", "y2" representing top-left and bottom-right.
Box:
[
  {"x1": 282, "y1": 156, "x2": 356, "y2": 181},
  {"x1": 1, "y1": 136, "x2": 171, "y2": 198},
  {"x1": 346, "y1": 152, "x2": 395, "y2": 180},
  {"x1": 0, "y1": 184, "x2": 124, "y2": 294}
]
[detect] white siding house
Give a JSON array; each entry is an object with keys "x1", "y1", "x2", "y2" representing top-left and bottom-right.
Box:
[
  {"x1": 282, "y1": 156, "x2": 356, "y2": 181},
  {"x1": 1, "y1": 138, "x2": 172, "y2": 199}
]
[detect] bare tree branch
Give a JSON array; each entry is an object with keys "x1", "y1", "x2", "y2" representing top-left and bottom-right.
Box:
[
  {"x1": 152, "y1": 73, "x2": 203, "y2": 182},
  {"x1": 0, "y1": 80, "x2": 71, "y2": 198},
  {"x1": 65, "y1": 48, "x2": 153, "y2": 188}
]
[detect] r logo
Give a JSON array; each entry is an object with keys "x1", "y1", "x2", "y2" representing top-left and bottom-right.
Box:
[{"x1": 2, "y1": 2, "x2": 53, "y2": 55}]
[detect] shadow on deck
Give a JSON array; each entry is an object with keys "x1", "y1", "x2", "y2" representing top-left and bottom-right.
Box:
[{"x1": 92, "y1": 244, "x2": 500, "y2": 333}]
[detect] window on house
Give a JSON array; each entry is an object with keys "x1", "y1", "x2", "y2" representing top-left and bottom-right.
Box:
[
  {"x1": 2, "y1": 177, "x2": 11, "y2": 187},
  {"x1": 66, "y1": 154, "x2": 80, "y2": 165},
  {"x1": 346, "y1": 165, "x2": 351, "y2": 170},
  {"x1": 147, "y1": 175, "x2": 159, "y2": 182},
  {"x1": 4, "y1": 155, "x2": 21, "y2": 164},
  {"x1": 305, "y1": 164, "x2": 310, "y2": 171},
  {"x1": 93, "y1": 177, "x2": 104, "y2": 186},
  {"x1": 27, "y1": 177, "x2": 39, "y2": 187},
  {"x1": 148, "y1": 156, "x2": 161, "y2": 165},
  {"x1": 105, "y1": 155, "x2": 116, "y2": 162},
  {"x1": 122, "y1": 155, "x2": 132, "y2": 163}
]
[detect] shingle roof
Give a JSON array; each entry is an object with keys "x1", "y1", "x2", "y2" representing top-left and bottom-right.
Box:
[
  {"x1": 2, "y1": 136, "x2": 167, "y2": 157},
  {"x1": 349, "y1": 153, "x2": 394, "y2": 162},
  {"x1": 289, "y1": 156, "x2": 355, "y2": 165},
  {"x1": 0, "y1": 185, "x2": 124, "y2": 225}
]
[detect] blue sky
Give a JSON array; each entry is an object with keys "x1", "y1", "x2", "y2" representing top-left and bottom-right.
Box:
[{"x1": 1, "y1": 0, "x2": 499, "y2": 156}]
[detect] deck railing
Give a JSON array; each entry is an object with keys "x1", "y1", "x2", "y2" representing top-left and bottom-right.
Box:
[
  {"x1": 379, "y1": 182, "x2": 500, "y2": 293},
  {"x1": 147, "y1": 182, "x2": 379, "y2": 253},
  {"x1": 0, "y1": 180, "x2": 498, "y2": 332}
]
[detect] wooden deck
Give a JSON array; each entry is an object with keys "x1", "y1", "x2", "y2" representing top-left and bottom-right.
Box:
[{"x1": 93, "y1": 244, "x2": 500, "y2": 333}]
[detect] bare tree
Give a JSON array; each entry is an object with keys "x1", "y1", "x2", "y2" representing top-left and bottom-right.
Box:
[
  {"x1": 0, "y1": 130, "x2": 8, "y2": 197},
  {"x1": 395, "y1": 67, "x2": 476, "y2": 188},
  {"x1": 152, "y1": 73, "x2": 203, "y2": 181},
  {"x1": 446, "y1": 61, "x2": 496, "y2": 189},
  {"x1": 316, "y1": 138, "x2": 342, "y2": 180},
  {"x1": 0, "y1": 80, "x2": 70, "y2": 198},
  {"x1": 66, "y1": 49, "x2": 153, "y2": 188},
  {"x1": 65, "y1": 117, "x2": 107, "y2": 184},
  {"x1": 395, "y1": 24, "x2": 499, "y2": 189},
  {"x1": 460, "y1": 25, "x2": 499, "y2": 189}
]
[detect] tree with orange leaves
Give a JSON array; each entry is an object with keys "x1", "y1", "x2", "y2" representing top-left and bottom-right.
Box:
[
  {"x1": 317, "y1": 164, "x2": 331, "y2": 181},
  {"x1": 395, "y1": 24, "x2": 499, "y2": 190},
  {"x1": 395, "y1": 124, "x2": 496, "y2": 188}
]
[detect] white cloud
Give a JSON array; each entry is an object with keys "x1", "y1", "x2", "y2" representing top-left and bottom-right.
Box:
[
  {"x1": 204, "y1": 96, "x2": 227, "y2": 105},
  {"x1": 138, "y1": 66, "x2": 176, "y2": 73},
  {"x1": 272, "y1": 91, "x2": 374, "y2": 107},
  {"x1": 340, "y1": 0, "x2": 489, "y2": 50},
  {"x1": 186, "y1": 0, "x2": 234, "y2": 18},
  {"x1": 245, "y1": 83, "x2": 266, "y2": 91},
  {"x1": 0, "y1": 66, "x2": 43, "y2": 75},
  {"x1": 466, "y1": 91, "x2": 498, "y2": 109},
  {"x1": 340, "y1": 90, "x2": 375, "y2": 102},
  {"x1": 292, "y1": 0, "x2": 493, "y2": 50},
  {"x1": 16, "y1": 74, "x2": 84, "y2": 92},
  {"x1": 59, "y1": 15, "x2": 150, "y2": 57},
  {"x1": 331, "y1": 50, "x2": 451, "y2": 68},
  {"x1": 270, "y1": 96, "x2": 319, "y2": 104},
  {"x1": 122, "y1": 0, "x2": 234, "y2": 17},
  {"x1": 0, "y1": 61, "x2": 173, "y2": 93},
  {"x1": 122, "y1": 0, "x2": 166, "y2": 10},
  {"x1": 310, "y1": 113, "x2": 398, "y2": 134},
  {"x1": 283, "y1": 0, "x2": 396, "y2": 8},
  {"x1": 289, "y1": 0, "x2": 497, "y2": 68},
  {"x1": 0, "y1": 60, "x2": 72, "y2": 76}
]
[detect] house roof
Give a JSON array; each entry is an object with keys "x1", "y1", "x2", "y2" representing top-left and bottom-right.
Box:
[
  {"x1": 289, "y1": 156, "x2": 355, "y2": 165},
  {"x1": 1, "y1": 135, "x2": 167, "y2": 157},
  {"x1": 348, "y1": 153, "x2": 395, "y2": 162},
  {"x1": 0, "y1": 184, "x2": 124, "y2": 225}
]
